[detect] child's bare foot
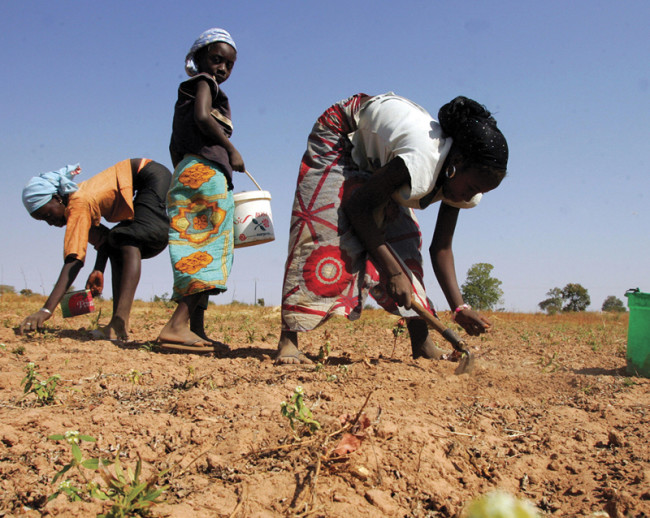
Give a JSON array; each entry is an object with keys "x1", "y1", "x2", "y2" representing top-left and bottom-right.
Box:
[
  {"x1": 275, "y1": 331, "x2": 312, "y2": 365},
  {"x1": 190, "y1": 326, "x2": 219, "y2": 345}
]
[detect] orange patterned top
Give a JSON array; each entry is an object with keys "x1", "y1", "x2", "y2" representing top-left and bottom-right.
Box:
[{"x1": 63, "y1": 159, "x2": 151, "y2": 263}]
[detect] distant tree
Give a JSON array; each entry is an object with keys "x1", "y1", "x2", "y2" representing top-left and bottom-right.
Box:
[
  {"x1": 602, "y1": 295, "x2": 626, "y2": 313},
  {"x1": 460, "y1": 263, "x2": 504, "y2": 311},
  {"x1": 539, "y1": 284, "x2": 591, "y2": 313},
  {"x1": 538, "y1": 287, "x2": 563, "y2": 315},
  {"x1": 561, "y1": 283, "x2": 590, "y2": 312},
  {"x1": 0, "y1": 285, "x2": 16, "y2": 294},
  {"x1": 152, "y1": 292, "x2": 170, "y2": 302},
  {"x1": 20, "y1": 288, "x2": 34, "y2": 297},
  {"x1": 256, "y1": 298, "x2": 265, "y2": 307}
]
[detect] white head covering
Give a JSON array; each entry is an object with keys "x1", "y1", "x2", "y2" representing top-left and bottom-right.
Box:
[
  {"x1": 185, "y1": 28, "x2": 237, "y2": 77},
  {"x1": 22, "y1": 164, "x2": 80, "y2": 214}
]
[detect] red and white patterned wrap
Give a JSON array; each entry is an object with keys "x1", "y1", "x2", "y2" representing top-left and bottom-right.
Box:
[{"x1": 281, "y1": 94, "x2": 435, "y2": 332}]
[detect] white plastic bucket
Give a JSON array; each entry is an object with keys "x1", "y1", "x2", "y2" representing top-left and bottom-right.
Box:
[{"x1": 233, "y1": 171, "x2": 275, "y2": 248}]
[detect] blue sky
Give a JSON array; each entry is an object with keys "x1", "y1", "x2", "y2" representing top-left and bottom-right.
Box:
[{"x1": 2, "y1": 0, "x2": 648, "y2": 312}]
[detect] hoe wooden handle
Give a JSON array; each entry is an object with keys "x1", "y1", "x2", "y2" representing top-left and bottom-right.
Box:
[{"x1": 410, "y1": 299, "x2": 468, "y2": 353}]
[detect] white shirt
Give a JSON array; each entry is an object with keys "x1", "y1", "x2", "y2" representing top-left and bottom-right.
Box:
[{"x1": 351, "y1": 92, "x2": 481, "y2": 210}]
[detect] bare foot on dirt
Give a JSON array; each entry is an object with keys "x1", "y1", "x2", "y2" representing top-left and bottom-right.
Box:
[
  {"x1": 90, "y1": 322, "x2": 128, "y2": 342},
  {"x1": 413, "y1": 337, "x2": 448, "y2": 360},
  {"x1": 407, "y1": 320, "x2": 447, "y2": 360},
  {"x1": 103, "y1": 318, "x2": 129, "y2": 341},
  {"x1": 275, "y1": 331, "x2": 312, "y2": 365},
  {"x1": 157, "y1": 326, "x2": 211, "y2": 347}
]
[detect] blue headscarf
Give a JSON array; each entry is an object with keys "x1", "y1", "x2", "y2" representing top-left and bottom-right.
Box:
[
  {"x1": 185, "y1": 28, "x2": 237, "y2": 77},
  {"x1": 22, "y1": 164, "x2": 80, "y2": 214}
]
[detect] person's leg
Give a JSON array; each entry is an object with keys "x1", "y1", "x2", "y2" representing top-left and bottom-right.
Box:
[
  {"x1": 103, "y1": 245, "x2": 141, "y2": 340},
  {"x1": 276, "y1": 330, "x2": 312, "y2": 364},
  {"x1": 157, "y1": 292, "x2": 211, "y2": 346},
  {"x1": 189, "y1": 293, "x2": 211, "y2": 342},
  {"x1": 407, "y1": 318, "x2": 447, "y2": 359},
  {"x1": 277, "y1": 95, "x2": 370, "y2": 366}
]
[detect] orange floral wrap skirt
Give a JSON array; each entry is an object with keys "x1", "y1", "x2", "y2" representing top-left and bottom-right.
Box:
[
  {"x1": 281, "y1": 94, "x2": 433, "y2": 332},
  {"x1": 167, "y1": 155, "x2": 234, "y2": 300}
]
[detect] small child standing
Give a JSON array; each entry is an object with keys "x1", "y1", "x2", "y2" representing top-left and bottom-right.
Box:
[{"x1": 157, "y1": 28, "x2": 245, "y2": 352}]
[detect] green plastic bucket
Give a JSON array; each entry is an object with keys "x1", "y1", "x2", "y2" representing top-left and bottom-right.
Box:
[{"x1": 624, "y1": 289, "x2": 650, "y2": 378}]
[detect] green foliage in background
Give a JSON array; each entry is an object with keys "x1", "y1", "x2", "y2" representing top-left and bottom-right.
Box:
[
  {"x1": 539, "y1": 283, "x2": 591, "y2": 314},
  {"x1": 461, "y1": 263, "x2": 504, "y2": 310},
  {"x1": 601, "y1": 295, "x2": 626, "y2": 313}
]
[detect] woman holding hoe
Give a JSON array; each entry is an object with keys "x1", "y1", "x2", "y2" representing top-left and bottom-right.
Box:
[{"x1": 277, "y1": 93, "x2": 508, "y2": 364}]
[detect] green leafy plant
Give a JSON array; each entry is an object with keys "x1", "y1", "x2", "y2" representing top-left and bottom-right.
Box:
[
  {"x1": 280, "y1": 386, "x2": 321, "y2": 436},
  {"x1": 314, "y1": 341, "x2": 332, "y2": 372},
  {"x1": 129, "y1": 369, "x2": 143, "y2": 386},
  {"x1": 93, "y1": 453, "x2": 168, "y2": 518},
  {"x1": 390, "y1": 318, "x2": 406, "y2": 357},
  {"x1": 89, "y1": 308, "x2": 103, "y2": 330},
  {"x1": 48, "y1": 431, "x2": 167, "y2": 517},
  {"x1": 317, "y1": 341, "x2": 331, "y2": 363},
  {"x1": 48, "y1": 431, "x2": 104, "y2": 495},
  {"x1": 21, "y1": 362, "x2": 60, "y2": 405}
]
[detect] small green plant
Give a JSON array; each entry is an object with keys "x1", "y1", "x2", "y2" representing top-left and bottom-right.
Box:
[
  {"x1": 129, "y1": 369, "x2": 143, "y2": 386},
  {"x1": 391, "y1": 318, "x2": 406, "y2": 356},
  {"x1": 539, "y1": 352, "x2": 564, "y2": 373},
  {"x1": 48, "y1": 431, "x2": 105, "y2": 499},
  {"x1": 174, "y1": 365, "x2": 205, "y2": 390},
  {"x1": 21, "y1": 362, "x2": 60, "y2": 405},
  {"x1": 93, "y1": 454, "x2": 168, "y2": 518},
  {"x1": 317, "y1": 341, "x2": 331, "y2": 363},
  {"x1": 89, "y1": 309, "x2": 103, "y2": 330},
  {"x1": 280, "y1": 386, "x2": 321, "y2": 436},
  {"x1": 221, "y1": 325, "x2": 233, "y2": 344},
  {"x1": 48, "y1": 431, "x2": 167, "y2": 516},
  {"x1": 12, "y1": 345, "x2": 25, "y2": 355},
  {"x1": 314, "y1": 341, "x2": 332, "y2": 372}
]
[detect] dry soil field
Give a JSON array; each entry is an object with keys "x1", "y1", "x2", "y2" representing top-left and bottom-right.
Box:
[{"x1": 0, "y1": 293, "x2": 648, "y2": 517}]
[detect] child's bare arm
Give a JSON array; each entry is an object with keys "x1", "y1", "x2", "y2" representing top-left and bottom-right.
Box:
[{"x1": 194, "y1": 80, "x2": 245, "y2": 171}]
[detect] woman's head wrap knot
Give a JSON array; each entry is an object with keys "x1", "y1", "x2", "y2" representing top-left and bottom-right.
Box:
[
  {"x1": 438, "y1": 96, "x2": 508, "y2": 171},
  {"x1": 185, "y1": 28, "x2": 237, "y2": 77},
  {"x1": 22, "y1": 164, "x2": 80, "y2": 214}
]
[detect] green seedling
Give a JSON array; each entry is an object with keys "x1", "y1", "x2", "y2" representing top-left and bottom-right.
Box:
[
  {"x1": 129, "y1": 370, "x2": 143, "y2": 386},
  {"x1": 89, "y1": 309, "x2": 102, "y2": 330},
  {"x1": 391, "y1": 318, "x2": 406, "y2": 357},
  {"x1": 21, "y1": 362, "x2": 60, "y2": 405},
  {"x1": 48, "y1": 431, "x2": 105, "y2": 498},
  {"x1": 317, "y1": 341, "x2": 331, "y2": 363},
  {"x1": 93, "y1": 453, "x2": 168, "y2": 518},
  {"x1": 280, "y1": 386, "x2": 321, "y2": 436},
  {"x1": 48, "y1": 431, "x2": 167, "y2": 517}
]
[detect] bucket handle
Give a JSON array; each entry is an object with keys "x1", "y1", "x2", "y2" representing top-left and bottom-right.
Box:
[{"x1": 243, "y1": 170, "x2": 263, "y2": 190}]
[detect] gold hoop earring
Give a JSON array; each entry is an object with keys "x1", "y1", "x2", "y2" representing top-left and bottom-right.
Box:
[{"x1": 445, "y1": 165, "x2": 456, "y2": 179}]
